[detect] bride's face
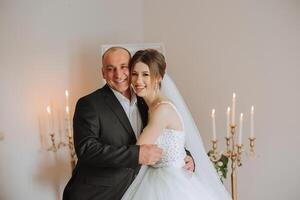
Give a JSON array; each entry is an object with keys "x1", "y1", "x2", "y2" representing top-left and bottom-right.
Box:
[{"x1": 131, "y1": 62, "x2": 156, "y2": 98}]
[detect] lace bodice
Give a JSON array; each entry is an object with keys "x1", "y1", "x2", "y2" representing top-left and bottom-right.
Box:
[
  {"x1": 150, "y1": 101, "x2": 186, "y2": 168},
  {"x1": 152, "y1": 128, "x2": 186, "y2": 168}
]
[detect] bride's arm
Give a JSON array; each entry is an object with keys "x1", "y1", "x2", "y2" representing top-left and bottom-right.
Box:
[{"x1": 137, "y1": 105, "x2": 169, "y2": 145}]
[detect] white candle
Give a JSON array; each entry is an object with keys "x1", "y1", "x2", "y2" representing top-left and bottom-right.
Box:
[
  {"x1": 66, "y1": 106, "x2": 72, "y2": 137},
  {"x1": 47, "y1": 106, "x2": 54, "y2": 134},
  {"x1": 66, "y1": 105, "x2": 70, "y2": 115},
  {"x1": 250, "y1": 106, "x2": 254, "y2": 138},
  {"x1": 226, "y1": 107, "x2": 231, "y2": 138},
  {"x1": 211, "y1": 109, "x2": 217, "y2": 141},
  {"x1": 238, "y1": 113, "x2": 243, "y2": 145},
  {"x1": 231, "y1": 93, "x2": 236, "y2": 125},
  {"x1": 65, "y1": 90, "x2": 72, "y2": 137},
  {"x1": 65, "y1": 90, "x2": 69, "y2": 107}
]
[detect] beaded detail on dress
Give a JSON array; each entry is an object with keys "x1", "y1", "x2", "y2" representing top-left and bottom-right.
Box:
[{"x1": 153, "y1": 129, "x2": 186, "y2": 168}]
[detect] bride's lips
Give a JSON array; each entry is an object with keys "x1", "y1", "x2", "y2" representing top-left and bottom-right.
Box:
[{"x1": 134, "y1": 85, "x2": 146, "y2": 93}]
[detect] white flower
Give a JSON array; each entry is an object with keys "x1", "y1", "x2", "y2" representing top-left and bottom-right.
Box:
[
  {"x1": 218, "y1": 171, "x2": 223, "y2": 176},
  {"x1": 217, "y1": 161, "x2": 223, "y2": 167}
]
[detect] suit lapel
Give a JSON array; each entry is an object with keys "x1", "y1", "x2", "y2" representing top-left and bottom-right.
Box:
[{"x1": 103, "y1": 85, "x2": 136, "y2": 138}]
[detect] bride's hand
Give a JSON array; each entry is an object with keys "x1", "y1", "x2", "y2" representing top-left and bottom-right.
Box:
[{"x1": 183, "y1": 155, "x2": 195, "y2": 172}]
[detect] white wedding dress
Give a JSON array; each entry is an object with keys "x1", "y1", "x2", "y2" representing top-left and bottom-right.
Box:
[{"x1": 122, "y1": 102, "x2": 226, "y2": 200}]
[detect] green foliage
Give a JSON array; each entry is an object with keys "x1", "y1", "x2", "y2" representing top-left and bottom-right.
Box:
[{"x1": 207, "y1": 150, "x2": 229, "y2": 183}]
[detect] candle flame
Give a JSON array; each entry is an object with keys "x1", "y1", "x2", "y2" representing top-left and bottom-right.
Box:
[
  {"x1": 240, "y1": 113, "x2": 243, "y2": 120},
  {"x1": 65, "y1": 90, "x2": 69, "y2": 97},
  {"x1": 233, "y1": 93, "x2": 236, "y2": 99},
  {"x1": 66, "y1": 106, "x2": 69, "y2": 113},
  {"x1": 227, "y1": 107, "x2": 230, "y2": 113},
  {"x1": 251, "y1": 105, "x2": 254, "y2": 113},
  {"x1": 47, "y1": 106, "x2": 51, "y2": 114},
  {"x1": 211, "y1": 109, "x2": 215, "y2": 117}
]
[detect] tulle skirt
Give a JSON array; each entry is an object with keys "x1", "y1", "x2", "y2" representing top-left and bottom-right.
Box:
[{"x1": 121, "y1": 166, "x2": 222, "y2": 200}]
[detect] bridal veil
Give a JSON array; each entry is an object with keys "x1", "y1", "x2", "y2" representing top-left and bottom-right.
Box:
[{"x1": 160, "y1": 74, "x2": 231, "y2": 199}]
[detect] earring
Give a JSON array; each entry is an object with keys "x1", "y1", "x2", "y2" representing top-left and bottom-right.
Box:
[
  {"x1": 154, "y1": 81, "x2": 160, "y2": 96},
  {"x1": 155, "y1": 81, "x2": 159, "y2": 91}
]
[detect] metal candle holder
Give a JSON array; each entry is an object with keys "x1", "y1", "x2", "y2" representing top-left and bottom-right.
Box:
[
  {"x1": 47, "y1": 117, "x2": 77, "y2": 170},
  {"x1": 210, "y1": 124, "x2": 256, "y2": 200}
]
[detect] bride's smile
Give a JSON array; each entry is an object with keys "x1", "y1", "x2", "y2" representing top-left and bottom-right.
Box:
[
  {"x1": 133, "y1": 84, "x2": 146, "y2": 93},
  {"x1": 131, "y1": 61, "x2": 154, "y2": 97}
]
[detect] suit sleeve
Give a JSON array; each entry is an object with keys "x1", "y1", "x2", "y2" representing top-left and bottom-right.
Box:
[{"x1": 73, "y1": 98, "x2": 140, "y2": 169}]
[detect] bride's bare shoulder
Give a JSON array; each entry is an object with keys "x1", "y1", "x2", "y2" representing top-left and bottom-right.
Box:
[{"x1": 150, "y1": 101, "x2": 176, "y2": 121}]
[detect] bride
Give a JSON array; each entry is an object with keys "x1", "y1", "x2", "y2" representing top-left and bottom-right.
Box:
[{"x1": 122, "y1": 49, "x2": 231, "y2": 200}]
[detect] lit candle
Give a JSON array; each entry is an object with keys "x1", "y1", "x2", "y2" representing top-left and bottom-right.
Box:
[
  {"x1": 66, "y1": 105, "x2": 70, "y2": 115},
  {"x1": 238, "y1": 113, "x2": 243, "y2": 145},
  {"x1": 65, "y1": 90, "x2": 69, "y2": 107},
  {"x1": 226, "y1": 107, "x2": 231, "y2": 138},
  {"x1": 211, "y1": 109, "x2": 217, "y2": 141},
  {"x1": 231, "y1": 93, "x2": 236, "y2": 125},
  {"x1": 66, "y1": 106, "x2": 72, "y2": 137},
  {"x1": 46, "y1": 106, "x2": 54, "y2": 134},
  {"x1": 250, "y1": 106, "x2": 254, "y2": 138},
  {"x1": 47, "y1": 106, "x2": 51, "y2": 114},
  {"x1": 65, "y1": 90, "x2": 72, "y2": 137}
]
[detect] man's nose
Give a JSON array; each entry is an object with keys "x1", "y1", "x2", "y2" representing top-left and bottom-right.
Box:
[{"x1": 114, "y1": 68, "x2": 122, "y2": 78}]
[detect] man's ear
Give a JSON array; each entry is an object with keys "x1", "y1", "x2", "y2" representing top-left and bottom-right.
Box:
[{"x1": 102, "y1": 67, "x2": 106, "y2": 79}]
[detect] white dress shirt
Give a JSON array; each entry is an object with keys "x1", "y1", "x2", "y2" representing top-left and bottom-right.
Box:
[{"x1": 111, "y1": 88, "x2": 143, "y2": 138}]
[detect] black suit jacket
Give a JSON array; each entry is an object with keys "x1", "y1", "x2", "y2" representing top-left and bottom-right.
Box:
[{"x1": 63, "y1": 84, "x2": 148, "y2": 200}]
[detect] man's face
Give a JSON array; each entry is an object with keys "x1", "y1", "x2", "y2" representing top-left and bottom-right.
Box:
[{"x1": 102, "y1": 49, "x2": 130, "y2": 96}]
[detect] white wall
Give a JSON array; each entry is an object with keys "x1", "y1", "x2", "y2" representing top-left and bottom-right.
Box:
[
  {"x1": 144, "y1": 0, "x2": 300, "y2": 199},
  {"x1": 0, "y1": 0, "x2": 144, "y2": 199},
  {"x1": 1, "y1": 0, "x2": 300, "y2": 199}
]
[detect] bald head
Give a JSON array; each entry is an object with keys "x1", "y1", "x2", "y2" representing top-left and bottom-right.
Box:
[
  {"x1": 101, "y1": 47, "x2": 131, "y2": 99},
  {"x1": 102, "y1": 47, "x2": 131, "y2": 66}
]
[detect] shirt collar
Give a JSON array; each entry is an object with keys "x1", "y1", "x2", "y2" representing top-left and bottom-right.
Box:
[{"x1": 110, "y1": 86, "x2": 137, "y2": 106}]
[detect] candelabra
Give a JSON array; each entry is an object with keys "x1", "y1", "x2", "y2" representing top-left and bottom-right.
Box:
[
  {"x1": 47, "y1": 117, "x2": 77, "y2": 171},
  {"x1": 46, "y1": 90, "x2": 77, "y2": 171},
  {"x1": 68, "y1": 135, "x2": 76, "y2": 170},
  {"x1": 210, "y1": 125, "x2": 256, "y2": 200},
  {"x1": 47, "y1": 131, "x2": 57, "y2": 152}
]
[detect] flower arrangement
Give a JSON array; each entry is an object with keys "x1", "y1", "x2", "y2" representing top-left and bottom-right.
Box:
[{"x1": 207, "y1": 150, "x2": 229, "y2": 183}]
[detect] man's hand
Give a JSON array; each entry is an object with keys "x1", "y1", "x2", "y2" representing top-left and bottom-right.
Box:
[
  {"x1": 139, "y1": 144, "x2": 163, "y2": 165},
  {"x1": 183, "y1": 155, "x2": 195, "y2": 172}
]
